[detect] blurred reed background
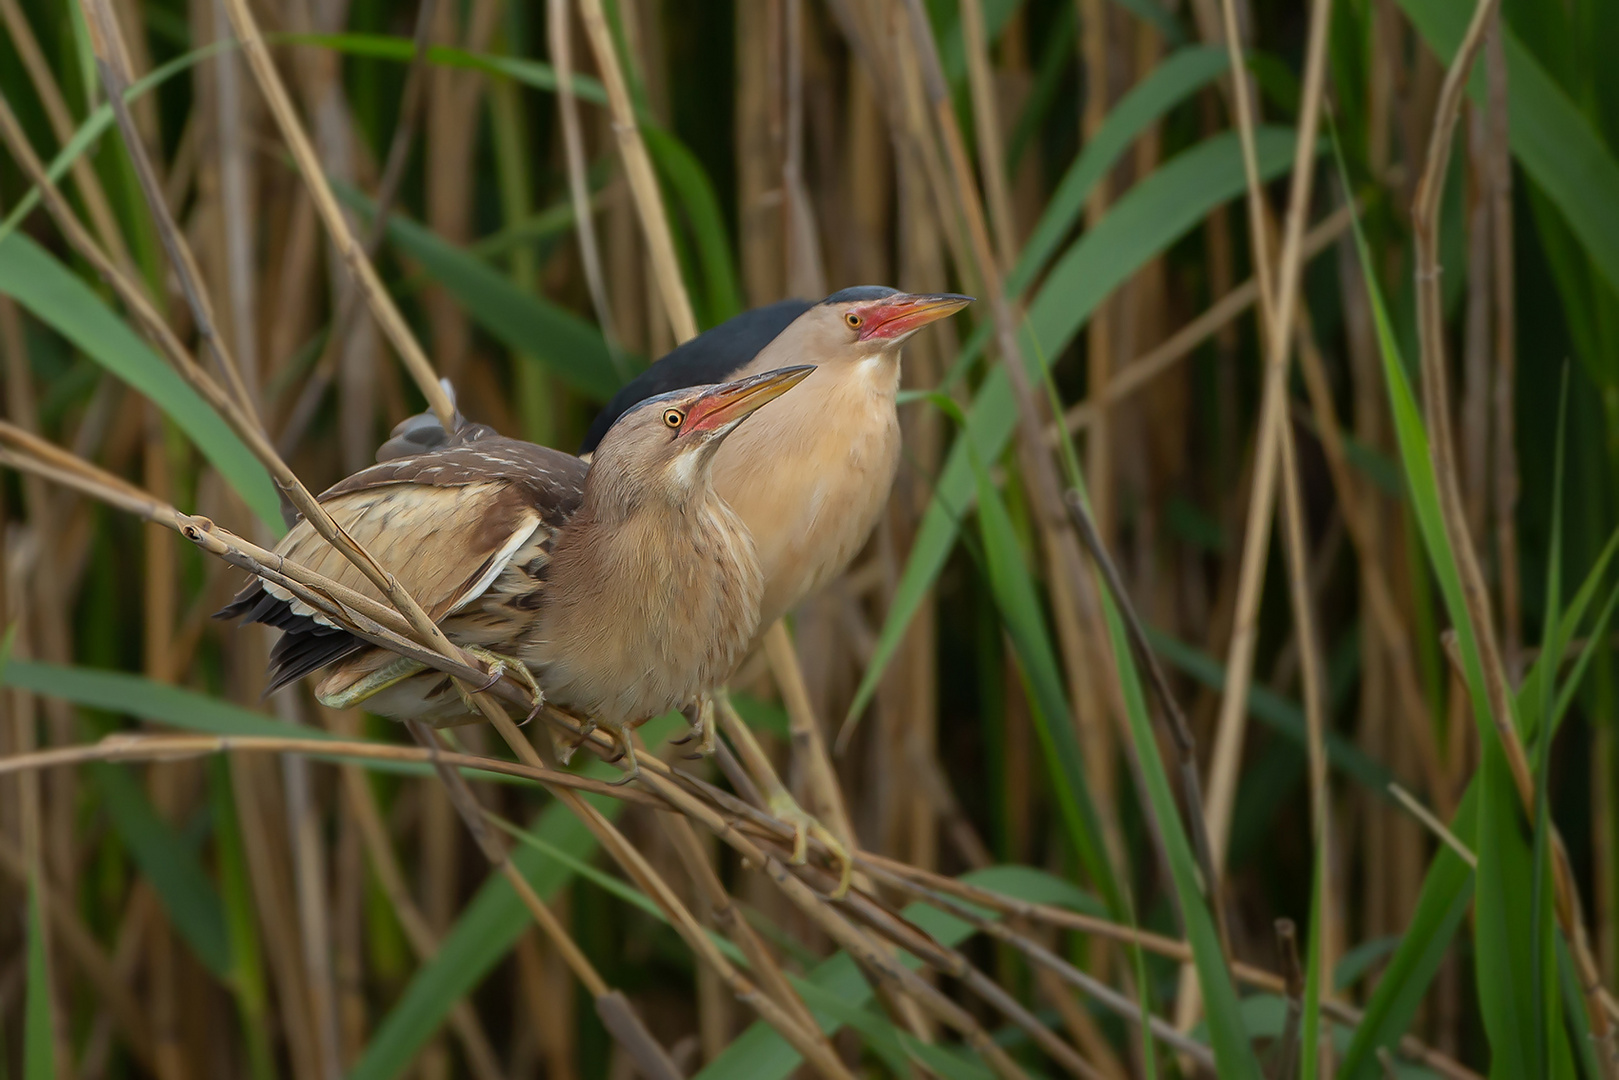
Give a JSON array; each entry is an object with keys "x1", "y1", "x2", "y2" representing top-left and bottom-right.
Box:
[{"x1": 1, "y1": 0, "x2": 1618, "y2": 1075}]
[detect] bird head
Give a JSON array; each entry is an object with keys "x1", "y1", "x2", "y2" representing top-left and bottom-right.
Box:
[
  {"x1": 588, "y1": 365, "x2": 816, "y2": 512},
  {"x1": 806, "y1": 286, "x2": 974, "y2": 362}
]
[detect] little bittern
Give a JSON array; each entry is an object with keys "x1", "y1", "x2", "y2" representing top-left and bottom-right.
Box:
[
  {"x1": 583, "y1": 287, "x2": 972, "y2": 629},
  {"x1": 403, "y1": 288, "x2": 973, "y2": 630},
  {"x1": 220, "y1": 366, "x2": 814, "y2": 779}
]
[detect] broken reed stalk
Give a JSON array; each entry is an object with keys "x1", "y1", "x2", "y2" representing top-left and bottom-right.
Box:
[{"x1": 1411, "y1": 0, "x2": 1616, "y2": 1059}]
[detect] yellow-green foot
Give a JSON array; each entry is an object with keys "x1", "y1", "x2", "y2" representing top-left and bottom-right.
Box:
[
  {"x1": 455, "y1": 646, "x2": 544, "y2": 718},
  {"x1": 767, "y1": 790, "x2": 854, "y2": 899},
  {"x1": 317, "y1": 655, "x2": 428, "y2": 710},
  {"x1": 604, "y1": 723, "x2": 642, "y2": 787},
  {"x1": 672, "y1": 695, "x2": 717, "y2": 759}
]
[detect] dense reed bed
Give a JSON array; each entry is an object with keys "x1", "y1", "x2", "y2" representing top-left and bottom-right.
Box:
[{"x1": 2, "y1": 0, "x2": 1618, "y2": 1075}]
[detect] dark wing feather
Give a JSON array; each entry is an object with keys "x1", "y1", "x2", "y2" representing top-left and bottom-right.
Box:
[
  {"x1": 578, "y1": 298, "x2": 812, "y2": 453},
  {"x1": 321, "y1": 436, "x2": 587, "y2": 513},
  {"x1": 219, "y1": 437, "x2": 588, "y2": 695}
]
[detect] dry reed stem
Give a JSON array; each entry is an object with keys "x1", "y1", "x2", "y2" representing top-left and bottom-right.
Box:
[
  {"x1": 573, "y1": 0, "x2": 861, "y2": 879},
  {"x1": 656, "y1": 813, "x2": 845, "y2": 1070},
  {"x1": 0, "y1": 83, "x2": 479, "y2": 686},
  {"x1": 1276, "y1": 389, "x2": 1335, "y2": 1068},
  {"x1": 760, "y1": 624, "x2": 861, "y2": 859},
  {"x1": 335, "y1": 764, "x2": 508, "y2": 1080},
  {"x1": 851, "y1": 857, "x2": 1216, "y2": 1069},
  {"x1": 576, "y1": 0, "x2": 696, "y2": 344},
  {"x1": 0, "y1": 0, "x2": 134, "y2": 272},
  {"x1": 80, "y1": 1, "x2": 259, "y2": 420},
  {"x1": 275, "y1": 0, "x2": 442, "y2": 454},
  {"x1": 1411, "y1": 0, "x2": 1524, "y2": 811},
  {"x1": 1059, "y1": 204, "x2": 1354, "y2": 435},
  {"x1": 782, "y1": 0, "x2": 824, "y2": 298},
  {"x1": 1184, "y1": 0, "x2": 1336, "y2": 1038},
  {"x1": 1202, "y1": 0, "x2": 1334, "y2": 868},
  {"x1": 855, "y1": 853, "x2": 1481, "y2": 1079},
  {"x1": 901, "y1": 0, "x2": 1239, "y2": 989},
  {"x1": 548, "y1": 0, "x2": 625, "y2": 378},
  {"x1": 0, "y1": 832, "x2": 159, "y2": 1073},
  {"x1": 1412, "y1": 0, "x2": 1616, "y2": 1059},
  {"x1": 211, "y1": 0, "x2": 455, "y2": 427},
  {"x1": 957, "y1": 0, "x2": 1017, "y2": 271},
  {"x1": 1293, "y1": 311, "x2": 1452, "y2": 812}
]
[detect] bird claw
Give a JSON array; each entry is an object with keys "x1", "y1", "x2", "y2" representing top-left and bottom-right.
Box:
[
  {"x1": 458, "y1": 646, "x2": 544, "y2": 719},
  {"x1": 766, "y1": 790, "x2": 854, "y2": 899},
  {"x1": 604, "y1": 726, "x2": 641, "y2": 787},
  {"x1": 678, "y1": 696, "x2": 718, "y2": 758},
  {"x1": 558, "y1": 717, "x2": 598, "y2": 766}
]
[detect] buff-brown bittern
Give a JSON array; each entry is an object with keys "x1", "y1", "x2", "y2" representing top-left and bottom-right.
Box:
[
  {"x1": 220, "y1": 366, "x2": 814, "y2": 780},
  {"x1": 398, "y1": 288, "x2": 973, "y2": 631},
  {"x1": 582, "y1": 287, "x2": 972, "y2": 629}
]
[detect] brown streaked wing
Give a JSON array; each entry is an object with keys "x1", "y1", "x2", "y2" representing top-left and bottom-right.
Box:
[
  {"x1": 321, "y1": 436, "x2": 586, "y2": 529},
  {"x1": 274, "y1": 481, "x2": 543, "y2": 622}
]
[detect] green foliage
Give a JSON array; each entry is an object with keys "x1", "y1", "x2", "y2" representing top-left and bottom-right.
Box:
[
  {"x1": 6, "y1": 0, "x2": 1619, "y2": 1072},
  {"x1": 0, "y1": 234, "x2": 283, "y2": 533}
]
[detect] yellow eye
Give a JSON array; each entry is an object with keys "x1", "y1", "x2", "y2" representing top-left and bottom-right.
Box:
[
  {"x1": 663, "y1": 408, "x2": 683, "y2": 429},
  {"x1": 845, "y1": 312, "x2": 863, "y2": 329}
]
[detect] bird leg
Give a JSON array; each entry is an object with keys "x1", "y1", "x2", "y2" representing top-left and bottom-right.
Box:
[
  {"x1": 712, "y1": 692, "x2": 854, "y2": 898},
  {"x1": 671, "y1": 694, "x2": 717, "y2": 759},
  {"x1": 598, "y1": 718, "x2": 641, "y2": 786},
  {"x1": 317, "y1": 654, "x2": 428, "y2": 711},
  {"x1": 453, "y1": 646, "x2": 544, "y2": 718}
]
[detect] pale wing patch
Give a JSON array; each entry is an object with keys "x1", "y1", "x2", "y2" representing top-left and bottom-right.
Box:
[
  {"x1": 264, "y1": 481, "x2": 532, "y2": 623},
  {"x1": 447, "y1": 515, "x2": 541, "y2": 614}
]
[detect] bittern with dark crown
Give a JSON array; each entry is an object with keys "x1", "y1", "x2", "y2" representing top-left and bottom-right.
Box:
[
  {"x1": 220, "y1": 366, "x2": 815, "y2": 780},
  {"x1": 393, "y1": 289, "x2": 972, "y2": 627},
  {"x1": 582, "y1": 287, "x2": 973, "y2": 630}
]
